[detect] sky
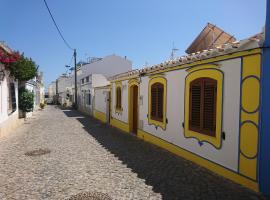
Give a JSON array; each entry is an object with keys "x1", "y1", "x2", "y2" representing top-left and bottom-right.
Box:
[{"x1": 0, "y1": 0, "x2": 267, "y2": 88}]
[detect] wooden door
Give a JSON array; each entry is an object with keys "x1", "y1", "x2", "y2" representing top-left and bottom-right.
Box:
[{"x1": 132, "y1": 86, "x2": 138, "y2": 134}]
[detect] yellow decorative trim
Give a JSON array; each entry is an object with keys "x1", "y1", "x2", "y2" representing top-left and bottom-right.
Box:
[
  {"x1": 184, "y1": 68, "x2": 223, "y2": 148},
  {"x1": 137, "y1": 129, "x2": 258, "y2": 192},
  {"x1": 239, "y1": 54, "x2": 261, "y2": 180},
  {"x1": 93, "y1": 109, "x2": 107, "y2": 123},
  {"x1": 128, "y1": 79, "x2": 140, "y2": 132},
  {"x1": 110, "y1": 117, "x2": 129, "y2": 133},
  {"x1": 148, "y1": 75, "x2": 167, "y2": 130},
  {"x1": 186, "y1": 63, "x2": 220, "y2": 72},
  {"x1": 148, "y1": 49, "x2": 261, "y2": 76},
  {"x1": 115, "y1": 81, "x2": 123, "y2": 113},
  {"x1": 110, "y1": 49, "x2": 261, "y2": 83}
]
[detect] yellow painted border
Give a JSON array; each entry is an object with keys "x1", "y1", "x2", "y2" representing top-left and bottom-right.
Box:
[
  {"x1": 148, "y1": 49, "x2": 261, "y2": 76},
  {"x1": 110, "y1": 117, "x2": 129, "y2": 133},
  {"x1": 110, "y1": 49, "x2": 261, "y2": 83},
  {"x1": 184, "y1": 68, "x2": 223, "y2": 148},
  {"x1": 148, "y1": 75, "x2": 167, "y2": 130},
  {"x1": 93, "y1": 109, "x2": 107, "y2": 123},
  {"x1": 239, "y1": 54, "x2": 261, "y2": 180},
  {"x1": 137, "y1": 129, "x2": 258, "y2": 192},
  {"x1": 128, "y1": 79, "x2": 140, "y2": 133},
  {"x1": 115, "y1": 81, "x2": 123, "y2": 113}
]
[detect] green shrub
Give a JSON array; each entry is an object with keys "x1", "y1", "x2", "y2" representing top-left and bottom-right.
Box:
[
  {"x1": 19, "y1": 88, "x2": 34, "y2": 112},
  {"x1": 9, "y1": 54, "x2": 38, "y2": 81}
]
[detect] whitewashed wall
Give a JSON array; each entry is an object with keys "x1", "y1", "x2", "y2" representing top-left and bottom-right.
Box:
[
  {"x1": 111, "y1": 80, "x2": 129, "y2": 123},
  {"x1": 0, "y1": 69, "x2": 19, "y2": 123},
  {"x1": 139, "y1": 58, "x2": 241, "y2": 171},
  {"x1": 94, "y1": 88, "x2": 109, "y2": 114},
  {"x1": 81, "y1": 55, "x2": 132, "y2": 78}
]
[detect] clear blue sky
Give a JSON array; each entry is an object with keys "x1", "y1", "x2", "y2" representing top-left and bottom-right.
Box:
[{"x1": 0, "y1": 0, "x2": 266, "y2": 88}]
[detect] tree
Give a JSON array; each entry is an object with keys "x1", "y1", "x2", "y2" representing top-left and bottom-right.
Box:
[
  {"x1": 18, "y1": 88, "x2": 34, "y2": 113},
  {"x1": 9, "y1": 54, "x2": 38, "y2": 81}
]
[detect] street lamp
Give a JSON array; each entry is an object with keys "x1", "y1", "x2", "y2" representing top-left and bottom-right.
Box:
[{"x1": 0, "y1": 70, "x2": 5, "y2": 81}]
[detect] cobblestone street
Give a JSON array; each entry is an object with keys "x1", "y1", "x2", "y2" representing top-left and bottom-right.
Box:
[{"x1": 0, "y1": 106, "x2": 269, "y2": 200}]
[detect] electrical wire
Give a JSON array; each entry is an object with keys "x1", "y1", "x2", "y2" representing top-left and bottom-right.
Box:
[{"x1": 43, "y1": 0, "x2": 74, "y2": 51}]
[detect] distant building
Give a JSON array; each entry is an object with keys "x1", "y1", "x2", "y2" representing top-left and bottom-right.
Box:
[
  {"x1": 54, "y1": 54, "x2": 132, "y2": 116},
  {"x1": 76, "y1": 54, "x2": 132, "y2": 115}
]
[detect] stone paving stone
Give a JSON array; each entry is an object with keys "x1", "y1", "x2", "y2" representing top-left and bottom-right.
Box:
[{"x1": 0, "y1": 105, "x2": 269, "y2": 200}]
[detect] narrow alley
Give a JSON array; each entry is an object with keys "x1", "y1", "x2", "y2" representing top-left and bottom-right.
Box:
[{"x1": 0, "y1": 106, "x2": 268, "y2": 200}]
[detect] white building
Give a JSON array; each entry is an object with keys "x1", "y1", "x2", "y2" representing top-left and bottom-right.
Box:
[
  {"x1": 0, "y1": 42, "x2": 21, "y2": 138},
  {"x1": 48, "y1": 81, "x2": 56, "y2": 99},
  {"x1": 76, "y1": 54, "x2": 132, "y2": 115}
]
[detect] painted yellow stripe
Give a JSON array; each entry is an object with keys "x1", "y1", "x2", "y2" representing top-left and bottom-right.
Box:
[
  {"x1": 137, "y1": 129, "x2": 258, "y2": 192},
  {"x1": 93, "y1": 110, "x2": 107, "y2": 123},
  {"x1": 110, "y1": 117, "x2": 129, "y2": 133}
]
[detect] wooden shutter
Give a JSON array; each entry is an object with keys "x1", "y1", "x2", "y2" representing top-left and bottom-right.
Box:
[
  {"x1": 190, "y1": 80, "x2": 201, "y2": 130},
  {"x1": 151, "y1": 83, "x2": 164, "y2": 122},
  {"x1": 157, "y1": 86, "x2": 163, "y2": 119},
  {"x1": 116, "y1": 87, "x2": 121, "y2": 109},
  {"x1": 189, "y1": 78, "x2": 217, "y2": 136},
  {"x1": 203, "y1": 79, "x2": 217, "y2": 135}
]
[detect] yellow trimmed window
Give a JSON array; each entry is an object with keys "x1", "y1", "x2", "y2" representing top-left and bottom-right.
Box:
[
  {"x1": 148, "y1": 76, "x2": 167, "y2": 130},
  {"x1": 115, "y1": 83, "x2": 122, "y2": 111},
  {"x1": 184, "y1": 69, "x2": 223, "y2": 148}
]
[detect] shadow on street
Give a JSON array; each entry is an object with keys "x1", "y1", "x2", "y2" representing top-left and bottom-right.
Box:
[{"x1": 61, "y1": 108, "x2": 269, "y2": 200}]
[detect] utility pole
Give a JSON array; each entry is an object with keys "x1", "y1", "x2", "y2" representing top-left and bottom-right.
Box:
[{"x1": 74, "y1": 49, "x2": 77, "y2": 109}]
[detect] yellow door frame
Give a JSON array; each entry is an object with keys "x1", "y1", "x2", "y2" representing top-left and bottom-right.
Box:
[{"x1": 128, "y1": 79, "x2": 140, "y2": 133}]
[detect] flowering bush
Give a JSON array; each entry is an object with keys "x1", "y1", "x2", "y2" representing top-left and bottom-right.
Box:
[
  {"x1": 0, "y1": 48, "x2": 20, "y2": 65},
  {"x1": 9, "y1": 54, "x2": 38, "y2": 81}
]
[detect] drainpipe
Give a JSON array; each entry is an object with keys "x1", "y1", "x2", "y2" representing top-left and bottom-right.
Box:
[{"x1": 259, "y1": 1, "x2": 270, "y2": 196}]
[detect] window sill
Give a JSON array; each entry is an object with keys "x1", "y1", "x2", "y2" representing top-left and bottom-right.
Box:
[
  {"x1": 115, "y1": 107, "x2": 123, "y2": 114},
  {"x1": 148, "y1": 116, "x2": 166, "y2": 130},
  {"x1": 183, "y1": 128, "x2": 221, "y2": 149}
]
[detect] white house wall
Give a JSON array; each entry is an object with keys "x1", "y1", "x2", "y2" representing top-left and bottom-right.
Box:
[
  {"x1": 111, "y1": 80, "x2": 129, "y2": 123},
  {"x1": 92, "y1": 74, "x2": 110, "y2": 88},
  {"x1": 0, "y1": 74, "x2": 19, "y2": 124},
  {"x1": 94, "y1": 88, "x2": 108, "y2": 114},
  {"x1": 81, "y1": 55, "x2": 132, "y2": 78},
  {"x1": 138, "y1": 58, "x2": 241, "y2": 171}
]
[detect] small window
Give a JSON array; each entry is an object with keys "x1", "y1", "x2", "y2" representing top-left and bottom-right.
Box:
[
  {"x1": 189, "y1": 78, "x2": 217, "y2": 137},
  {"x1": 184, "y1": 68, "x2": 223, "y2": 148},
  {"x1": 148, "y1": 76, "x2": 167, "y2": 130},
  {"x1": 86, "y1": 93, "x2": 91, "y2": 105},
  {"x1": 150, "y1": 83, "x2": 164, "y2": 122},
  {"x1": 116, "y1": 86, "x2": 122, "y2": 110},
  {"x1": 86, "y1": 76, "x2": 89, "y2": 83},
  {"x1": 9, "y1": 83, "x2": 16, "y2": 112},
  {"x1": 81, "y1": 79, "x2": 84, "y2": 84}
]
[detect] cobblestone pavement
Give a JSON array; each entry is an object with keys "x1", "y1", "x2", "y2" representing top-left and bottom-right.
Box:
[{"x1": 0, "y1": 106, "x2": 269, "y2": 200}]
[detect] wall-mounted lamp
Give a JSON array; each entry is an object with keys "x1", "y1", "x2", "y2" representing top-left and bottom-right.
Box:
[{"x1": 0, "y1": 70, "x2": 5, "y2": 81}]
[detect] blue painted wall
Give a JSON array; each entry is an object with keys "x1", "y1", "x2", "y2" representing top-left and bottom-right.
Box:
[{"x1": 259, "y1": 0, "x2": 270, "y2": 196}]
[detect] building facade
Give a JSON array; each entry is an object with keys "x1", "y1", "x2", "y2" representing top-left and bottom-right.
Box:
[{"x1": 93, "y1": 34, "x2": 268, "y2": 193}]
